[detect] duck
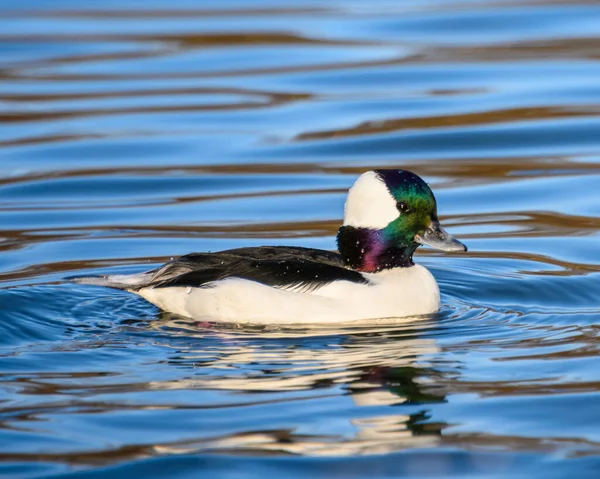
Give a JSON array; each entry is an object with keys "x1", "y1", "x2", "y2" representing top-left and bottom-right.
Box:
[{"x1": 72, "y1": 169, "x2": 466, "y2": 324}]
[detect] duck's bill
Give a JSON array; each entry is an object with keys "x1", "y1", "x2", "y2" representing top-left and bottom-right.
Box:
[{"x1": 414, "y1": 222, "x2": 467, "y2": 252}]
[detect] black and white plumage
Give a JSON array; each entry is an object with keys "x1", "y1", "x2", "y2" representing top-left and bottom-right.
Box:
[
  {"x1": 84, "y1": 247, "x2": 367, "y2": 292},
  {"x1": 73, "y1": 170, "x2": 466, "y2": 324}
]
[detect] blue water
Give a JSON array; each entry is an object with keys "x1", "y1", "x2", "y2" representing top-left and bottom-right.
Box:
[{"x1": 2, "y1": 1, "x2": 600, "y2": 477}]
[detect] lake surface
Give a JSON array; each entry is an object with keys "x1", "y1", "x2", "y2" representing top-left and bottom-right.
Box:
[{"x1": 2, "y1": 0, "x2": 600, "y2": 477}]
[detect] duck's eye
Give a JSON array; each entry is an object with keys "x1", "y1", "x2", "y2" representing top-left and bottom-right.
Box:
[{"x1": 396, "y1": 202, "x2": 410, "y2": 214}]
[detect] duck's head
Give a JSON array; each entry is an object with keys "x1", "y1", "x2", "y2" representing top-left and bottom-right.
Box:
[{"x1": 337, "y1": 169, "x2": 466, "y2": 272}]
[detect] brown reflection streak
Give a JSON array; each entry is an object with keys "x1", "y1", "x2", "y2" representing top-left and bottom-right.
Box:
[
  {"x1": 433, "y1": 371, "x2": 600, "y2": 396},
  {"x1": 1, "y1": 87, "x2": 310, "y2": 104},
  {"x1": 425, "y1": 37, "x2": 600, "y2": 62},
  {"x1": 296, "y1": 107, "x2": 600, "y2": 142},
  {"x1": 4, "y1": 46, "x2": 177, "y2": 74},
  {"x1": 1, "y1": 55, "x2": 408, "y2": 82},
  {"x1": 445, "y1": 211, "x2": 600, "y2": 238},
  {"x1": 0, "y1": 132, "x2": 109, "y2": 148},
  {"x1": 0, "y1": 88, "x2": 310, "y2": 123},
  {"x1": 455, "y1": 250, "x2": 600, "y2": 276},
  {"x1": 0, "y1": 219, "x2": 338, "y2": 245},
  {"x1": 0, "y1": 32, "x2": 370, "y2": 48},
  {"x1": 0, "y1": 186, "x2": 343, "y2": 212}
]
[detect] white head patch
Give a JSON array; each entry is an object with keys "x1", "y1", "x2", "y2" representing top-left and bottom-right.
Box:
[{"x1": 343, "y1": 171, "x2": 399, "y2": 229}]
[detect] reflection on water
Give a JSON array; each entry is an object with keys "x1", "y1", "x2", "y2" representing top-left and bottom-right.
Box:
[{"x1": 2, "y1": 0, "x2": 600, "y2": 478}]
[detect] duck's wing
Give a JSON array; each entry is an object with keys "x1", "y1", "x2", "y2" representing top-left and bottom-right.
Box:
[
  {"x1": 220, "y1": 246, "x2": 347, "y2": 267},
  {"x1": 145, "y1": 246, "x2": 367, "y2": 292}
]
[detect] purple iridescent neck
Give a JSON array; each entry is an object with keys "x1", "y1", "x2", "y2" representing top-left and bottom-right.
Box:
[{"x1": 336, "y1": 226, "x2": 416, "y2": 273}]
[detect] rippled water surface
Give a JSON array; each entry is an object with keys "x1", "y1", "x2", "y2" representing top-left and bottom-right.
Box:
[{"x1": 2, "y1": 1, "x2": 600, "y2": 477}]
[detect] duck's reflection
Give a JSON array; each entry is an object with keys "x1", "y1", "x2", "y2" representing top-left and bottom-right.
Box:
[{"x1": 149, "y1": 314, "x2": 448, "y2": 456}]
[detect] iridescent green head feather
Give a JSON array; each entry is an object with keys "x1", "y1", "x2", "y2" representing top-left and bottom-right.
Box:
[{"x1": 375, "y1": 169, "x2": 438, "y2": 248}]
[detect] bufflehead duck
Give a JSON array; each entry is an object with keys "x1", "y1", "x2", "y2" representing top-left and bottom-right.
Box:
[{"x1": 73, "y1": 170, "x2": 466, "y2": 324}]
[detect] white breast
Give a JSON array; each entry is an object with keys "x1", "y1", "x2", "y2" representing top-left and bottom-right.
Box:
[{"x1": 135, "y1": 264, "x2": 440, "y2": 324}]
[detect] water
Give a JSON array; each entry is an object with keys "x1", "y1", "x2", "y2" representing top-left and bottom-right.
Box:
[{"x1": 2, "y1": 0, "x2": 600, "y2": 477}]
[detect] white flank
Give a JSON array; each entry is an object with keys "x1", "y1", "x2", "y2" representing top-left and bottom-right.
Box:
[
  {"x1": 343, "y1": 171, "x2": 399, "y2": 229},
  {"x1": 135, "y1": 264, "x2": 440, "y2": 324}
]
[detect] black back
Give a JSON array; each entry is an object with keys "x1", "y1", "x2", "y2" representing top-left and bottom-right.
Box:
[{"x1": 142, "y1": 246, "x2": 368, "y2": 292}]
